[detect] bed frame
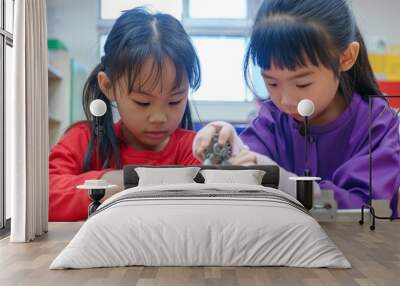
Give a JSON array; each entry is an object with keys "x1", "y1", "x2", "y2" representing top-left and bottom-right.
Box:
[{"x1": 123, "y1": 165, "x2": 280, "y2": 190}]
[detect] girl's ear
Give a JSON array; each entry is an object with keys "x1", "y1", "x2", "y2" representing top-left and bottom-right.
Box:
[
  {"x1": 97, "y1": 71, "x2": 115, "y2": 101},
  {"x1": 340, "y1": 41, "x2": 360, "y2": 72}
]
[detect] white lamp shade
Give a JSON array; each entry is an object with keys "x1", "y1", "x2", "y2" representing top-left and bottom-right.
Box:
[
  {"x1": 89, "y1": 99, "x2": 107, "y2": 117},
  {"x1": 297, "y1": 99, "x2": 315, "y2": 117}
]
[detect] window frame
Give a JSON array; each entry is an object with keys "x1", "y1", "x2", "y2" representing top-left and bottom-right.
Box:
[
  {"x1": 0, "y1": 0, "x2": 13, "y2": 235},
  {"x1": 181, "y1": 0, "x2": 260, "y2": 37},
  {"x1": 96, "y1": 0, "x2": 262, "y2": 99},
  {"x1": 97, "y1": 0, "x2": 263, "y2": 122}
]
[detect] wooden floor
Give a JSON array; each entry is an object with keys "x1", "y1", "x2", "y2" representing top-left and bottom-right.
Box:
[{"x1": 0, "y1": 221, "x2": 399, "y2": 286}]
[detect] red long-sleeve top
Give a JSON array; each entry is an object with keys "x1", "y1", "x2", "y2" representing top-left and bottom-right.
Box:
[{"x1": 49, "y1": 120, "x2": 200, "y2": 222}]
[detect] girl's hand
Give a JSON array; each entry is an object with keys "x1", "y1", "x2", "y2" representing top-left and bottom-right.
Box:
[
  {"x1": 100, "y1": 170, "x2": 124, "y2": 202},
  {"x1": 193, "y1": 121, "x2": 238, "y2": 161},
  {"x1": 229, "y1": 149, "x2": 257, "y2": 166}
]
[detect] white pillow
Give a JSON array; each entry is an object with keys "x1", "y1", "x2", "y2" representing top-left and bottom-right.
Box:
[
  {"x1": 200, "y1": 169, "x2": 266, "y2": 185},
  {"x1": 135, "y1": 167, "x2": 200, "y2": 186}
]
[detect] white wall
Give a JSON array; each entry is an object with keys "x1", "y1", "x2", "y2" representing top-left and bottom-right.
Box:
[{"x1": 352, "y1": 0, "x2": 400, "y2": 46}]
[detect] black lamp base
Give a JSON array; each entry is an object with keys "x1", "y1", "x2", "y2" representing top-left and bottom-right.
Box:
[
  {"x1": 88, "y1": 189, "x2": 105, "y2": 216},
  {"x1": 296, "y1": 180, "x2": 313, "y2": 210}
]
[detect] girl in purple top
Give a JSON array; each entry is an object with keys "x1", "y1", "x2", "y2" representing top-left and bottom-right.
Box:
[{"x1": 193, "y1": 0, "x2": 400, "y2": 215}]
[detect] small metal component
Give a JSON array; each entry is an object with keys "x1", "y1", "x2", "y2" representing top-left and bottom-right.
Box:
[{"x1": 203, "y1": 134, "x2": 232, "y2": 165}]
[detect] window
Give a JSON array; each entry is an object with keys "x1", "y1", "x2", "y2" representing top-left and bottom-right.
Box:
[
  {"x1": 188, "y1": 0, "x2": 247, "y2": 19},
  {"x1": 5, "y1": 0, "x2": 13, "y2": 32},
  {"x1": 100, "y1": 0, "x2": 183, "y2": 20},
  {"x1": 99, "y1": 34, "x2": 107, "y2": 57},
  {"x1": 182, "y1": 0, "x2": 264, "y2": 102},
  {"x1": 5, "y1": 44, "x2": 11, "y2": 220},
  {"x1": 98, "y1": 0, "x2": 264, "y2": 102},
  {"x1": 97, "y1": 0, "x2": 266, "y2": 123},
  {"x1": 191, "y1": 36, "x2": 251, "y2": 101},
  {"x1": 1, "y1": 0, "x2": 13, "y2": 234},
  {"x1": 98, "y1": 0, "x2": 183, "y2": 56}
]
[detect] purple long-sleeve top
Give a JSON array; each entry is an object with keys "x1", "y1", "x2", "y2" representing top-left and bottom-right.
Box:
[{"x1": 240, "y1": 93, "x2": 400, "y2": 213}]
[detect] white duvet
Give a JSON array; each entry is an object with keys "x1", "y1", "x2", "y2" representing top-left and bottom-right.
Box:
[{"x1": 50, "y1": 183, "x2": 350, "y2": 269}]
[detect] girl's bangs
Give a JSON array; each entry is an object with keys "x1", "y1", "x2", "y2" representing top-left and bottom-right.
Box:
[
  {"x1": 110, "y1": 46, "x2": 194, "y2": 94},
  {"x1": 250, "y1": 20, "x2": 338, "y2": 72}
]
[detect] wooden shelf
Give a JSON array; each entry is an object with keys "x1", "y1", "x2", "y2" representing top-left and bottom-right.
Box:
[
  {"x1": 49, "y1": 117, "x2": 61, "y2": 125},
  {"x1": 48, "y1": 64, "x2": 63, "y2": 81},
  {"x1": 48, "y1": 39, "x2": 71, "y2": 148},
  {"x1": 47, "y1": 39, "x2": 88, "y2": 147}
]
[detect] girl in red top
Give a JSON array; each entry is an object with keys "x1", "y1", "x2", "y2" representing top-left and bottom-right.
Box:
[{"x1": 49, "y1": 8, "x2": 201, "y2": 221}]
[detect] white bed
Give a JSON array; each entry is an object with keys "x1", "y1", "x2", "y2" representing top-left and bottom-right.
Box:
[{"x1": 50, "y1": 181, "x2": 350, "y2": 269}]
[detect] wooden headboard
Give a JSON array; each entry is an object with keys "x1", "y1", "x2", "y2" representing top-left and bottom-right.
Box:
[{"x1": 123, "y1": 165, "x2": 280, "y2": 189}]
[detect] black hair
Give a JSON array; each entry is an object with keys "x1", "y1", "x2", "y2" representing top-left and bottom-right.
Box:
[
  {"x1": 244, "y1": 0, "x2": 382, "y2": 101},
  {"x1": 82, "y1": 7, "x2": 201, "y2": 171}
]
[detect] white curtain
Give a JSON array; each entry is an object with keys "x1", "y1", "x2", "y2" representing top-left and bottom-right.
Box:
[{"x1": 6, "y1": 0, "x2": 49, "y2": 242}]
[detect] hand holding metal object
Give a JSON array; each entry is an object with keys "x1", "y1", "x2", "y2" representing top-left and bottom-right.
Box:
[{"x1": 203, "y1": 134, "x2": 232, "y2": 165}]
